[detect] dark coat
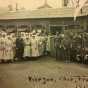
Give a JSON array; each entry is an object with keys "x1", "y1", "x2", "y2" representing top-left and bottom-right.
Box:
[
  {"x1": 15, "y1": 37, "x2": 24, "y2": 59},
  {"x1": 16, "y1": 37, "x2": 24, "y2": 49}
]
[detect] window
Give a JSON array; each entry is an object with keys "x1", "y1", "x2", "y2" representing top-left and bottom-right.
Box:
[{"x1": 64, "y1": 0, "x2": 68, "y2": 6}]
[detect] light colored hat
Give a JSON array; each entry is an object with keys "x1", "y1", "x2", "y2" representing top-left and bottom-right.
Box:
[
  {"x1": 32, "y1": 35, "x2": 35, "y2": 37},
  {"x1": 37, "y1": 30, "x2": 41, "y2": 33},
  {"x1": 28, "y1": 33, "x2": 31, "y2": 35},
  {"x1": 25, "y1": 33, "x2": 28, "y2": 35},
  {"x1": 36, "y1": 33, "x2": 40, "y2": 36},
  {"x1": 21, "y1": 32, "x2": 25, "y2": 36},
  {"x1": 78, "y1": 35, "x2": 81, "y2": 38},
  {"x1": 7, "y1": 35, "x2": 10, "y2": 38},
  {"x1": 32, "y1": 30, "x2": 36, "y2": 34},
  {"x1": 2, "y1": 32, "x2": 7, "y2": 36},
  {"x1": 59, "y1": 34, "x2": 64, "y2": 38}
]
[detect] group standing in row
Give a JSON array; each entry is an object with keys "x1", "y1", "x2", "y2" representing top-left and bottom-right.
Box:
[{"x1": 0, "y1": 30, "x2": 50, "y2": 62}]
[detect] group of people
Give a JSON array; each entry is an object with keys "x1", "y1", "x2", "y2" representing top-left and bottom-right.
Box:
[
  {"x1": 0, "y1": 30, "x2": 50, "y2": 62},
  {"x1": 0, "y1": 29, "x2": 88, "y2": 64},
  {"x1": 0, "y1": 32, "x2": 15, "y2": 62},
  {"x1": 54, "y1": 32, "x2": 88, "y2": 64}
]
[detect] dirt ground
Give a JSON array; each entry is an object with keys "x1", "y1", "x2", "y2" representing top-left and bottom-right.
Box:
[{"x1": 0, "y1": 56, "x2": 88, "y2": 88}]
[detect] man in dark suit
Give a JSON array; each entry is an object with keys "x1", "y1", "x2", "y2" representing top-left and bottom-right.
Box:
[
  {"x1": 15, "y1": 35, "x2": 24, "y2": 60},
  {"x1": 54, "y1": 32, "x2": 60, "y2": 61}
]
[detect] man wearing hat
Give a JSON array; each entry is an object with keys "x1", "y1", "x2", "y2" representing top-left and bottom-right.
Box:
[
  {"x1": 54, "y1": 32, "x2": 60, "y2": 61},
  {"x1": 15, "y1": 34, "x2": 24, "y2": 60}
]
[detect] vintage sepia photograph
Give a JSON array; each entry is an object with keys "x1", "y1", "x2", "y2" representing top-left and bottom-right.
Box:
[{"x1": 0, "y1": 0, "x2": 88, "y2": 88}]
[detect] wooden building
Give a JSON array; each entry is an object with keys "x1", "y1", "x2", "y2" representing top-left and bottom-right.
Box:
[{"x1": 0, "y1": 4, "x2": 87, "y2": 33}]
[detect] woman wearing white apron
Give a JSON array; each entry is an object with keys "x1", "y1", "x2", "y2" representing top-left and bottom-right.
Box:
[
  {"x1": 37, "y1": 34, "x2": 46, "y2": 56},
  {"x1": 36, "y1": 34, "x2": 42, "y2": 56},
  {"x1": 5, "y1": 36, "x2": 14, "y2": 62},
  {"x1": 31, "y1": 35, "x2": 39, "y2": 57},
  {"x1": 24, "y1": 37, "x2": 31, "y2": 58}
]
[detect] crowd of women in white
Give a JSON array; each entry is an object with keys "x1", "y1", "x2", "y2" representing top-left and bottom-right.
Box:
[{"x1": 0, "y1": 30, "x2": 50, "y2": 62}]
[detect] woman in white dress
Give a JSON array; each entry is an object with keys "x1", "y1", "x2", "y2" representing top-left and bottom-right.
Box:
[
  {"x1": 24, "y1": 36, "x2": 31, "y2": 58},
  {"x1": 36, "y1": 33, "x2": 43, "y2": 56},
  {"x1": 31, "y1": 35, "x2": 39, "y2": 57},
  {"x1": 5, "y1": 35, "x2": 14, "y2": 62}
]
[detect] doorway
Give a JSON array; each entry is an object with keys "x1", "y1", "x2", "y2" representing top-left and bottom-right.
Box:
[{"x1": 50, "y1": 25, "x2": 63, "y2": 35}]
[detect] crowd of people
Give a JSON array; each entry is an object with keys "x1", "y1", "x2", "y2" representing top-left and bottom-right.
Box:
[
  {"x1": 54, "y1": 31, "x2": 88, "y2": 64},
  {"x1": 0, "y1": 30, "x2": 50, "y2": 63},
  {"x1": 0, "y1": 29, "x2": 88, "y2": 64}
]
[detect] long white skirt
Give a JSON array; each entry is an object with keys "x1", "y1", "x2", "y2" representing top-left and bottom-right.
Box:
[
  {"x1": 24, "y1": 45, "x2": 31, "y2": 57},
  {"x1": 5, "y1": 47, "x2": 14, "y2": 60},
  {"x1": 31, "y1": 48, "x2": 39, "y2": 57}
]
